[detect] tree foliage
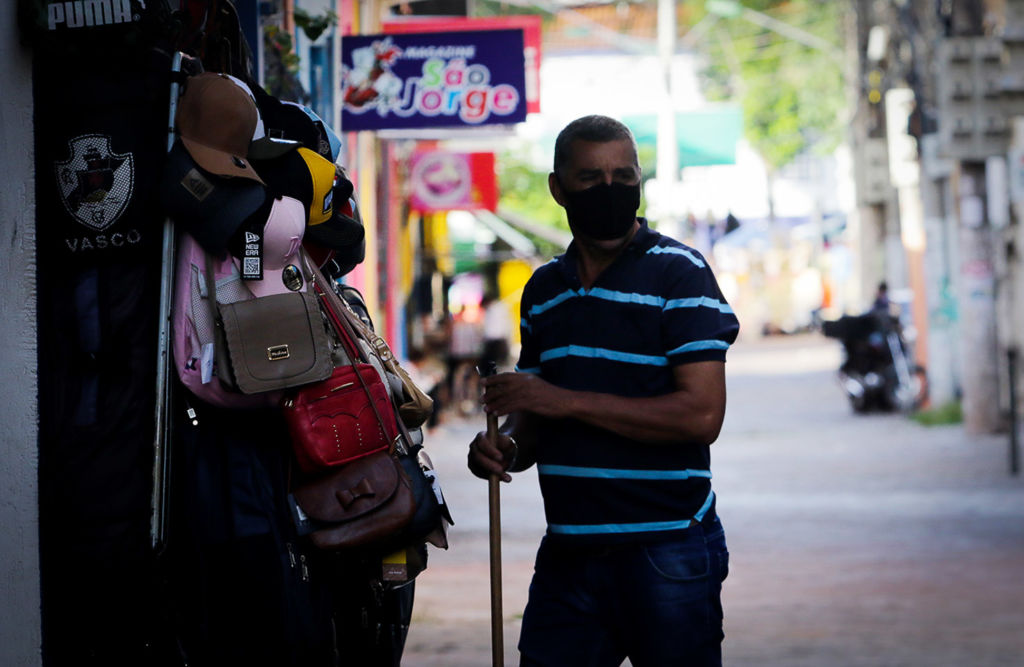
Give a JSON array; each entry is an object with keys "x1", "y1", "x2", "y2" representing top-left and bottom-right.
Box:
[
  {"x1": 694, "y1": 0, "x2": 848, "y2": 172},
  {"x1": 293, "y1": 7, "x2": 337, "y2": 42},
  {"x1": 497, "y1": 150, "x2": 567, "y2": 223}
]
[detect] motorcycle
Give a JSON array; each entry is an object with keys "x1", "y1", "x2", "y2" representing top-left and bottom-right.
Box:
[{"x1": 822, "y1": 311, "x2": 928, "y2": 413}]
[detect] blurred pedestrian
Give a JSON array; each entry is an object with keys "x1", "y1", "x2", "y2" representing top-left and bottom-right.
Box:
[
  {"x1": 446, "y1": 302, "x2": 484, "y2": 414},
  {"x1": 467, "y1": 115, "x2": 740, "y2": 666},
  {"x1": 479, "y1": 293, "x2": 511, "y2": 371},
  {"x1": 871, "y1": 281, "x2": 891, "y2": 314}
]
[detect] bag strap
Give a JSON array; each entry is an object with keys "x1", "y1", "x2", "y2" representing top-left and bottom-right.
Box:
[
  {"x1": 303, "y1": 252, "x2": 402, "y2": 454},
  {"x1": 303, "y1": 253, "x2": 363, "y2": 362},
  {"x1": 303, "y1": 253, "x2": 419, "y2": 456},
  {"x1": 202, "y1": 247, "x2": 233, "y2": 384}
]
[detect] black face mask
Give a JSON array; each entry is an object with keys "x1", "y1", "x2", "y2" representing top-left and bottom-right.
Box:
[{"x1": 560, "y1": 181, "x2": 641, "y2": 241}]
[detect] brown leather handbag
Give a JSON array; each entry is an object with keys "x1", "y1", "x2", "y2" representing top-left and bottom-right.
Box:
[{"x1": 290, "y1": 449, "x2": 416, "y2": 551}]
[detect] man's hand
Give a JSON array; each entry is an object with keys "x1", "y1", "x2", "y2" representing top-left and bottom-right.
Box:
[
  {"x1": 467, "y1": 431, "x2": 517, "y2": 483},
  {"x1": 481, "y1": 372, "x2": 568, "y2": 419}
]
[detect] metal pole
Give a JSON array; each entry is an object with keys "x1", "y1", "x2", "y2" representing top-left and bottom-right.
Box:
[
  {"x1": 1009, "y1": 348, "x2": 1020, "y2": 476},
  {"x1": 151, "y1": 51, "x2": 184, "y2": 553}
]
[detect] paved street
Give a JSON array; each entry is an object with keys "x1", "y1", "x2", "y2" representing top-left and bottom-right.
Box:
[{"x1": 402, "y1": 334, "x2": 1024, "y2": 666}]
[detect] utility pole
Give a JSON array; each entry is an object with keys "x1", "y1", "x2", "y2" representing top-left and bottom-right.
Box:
[
  {"x1": 957, "y1": 163, "x2": 1002, "y2": 431},
  {"x1": 885, "y1": 87, "x2": 928, "y2": 373},
  {"x1": 851, "y1": 0, "x2": 892, "y2": 307},
  {"x1": 919, "y1": 133, "x2": 960, "y2": 407},
  {"x1": 933, "y1": 0, "x2": 1014, "y2": 433},
  {"x1": 655, "y1": 0, "x2": 679, "y2": 238}
]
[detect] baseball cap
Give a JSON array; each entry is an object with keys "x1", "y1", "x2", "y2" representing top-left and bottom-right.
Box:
[
  {"x1": 304, "y1": 196, "x2": 366, "y2": 278},
  {"x1": 235, "y1": 195, "x2": 309, "y2": 298},
  {"x1": 221, "y1": 73, "x2": 303, "y2": 160},
  {"x1": 281, "y1": 102, "x2": 343, "y2": 162},
  {"x1": 249, "y1": 92, "x2": 342, "y2": 162},
  {"x1": 220, "y1": 73, "x2": 303, "y2": 160},
  {"x1": 304, "y1": 198, "x2": 364, "y2": 252},
  {"x1": 176, "y1": 72, "x2": 264, "y2": 184},
  {"x1": 251, "y1": 147, "x2": 336, "y2": 226},
  {"x1": 160, "y1": 140, "x2": 267, "y2": 255}
]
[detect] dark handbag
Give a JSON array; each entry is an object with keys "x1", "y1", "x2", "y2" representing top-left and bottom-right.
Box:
[
  {"x1": 283, "y1": 363, "x2": 397, "y2": 473},
  {"x1": 289, "y1": 449, "x2": 416, "y2": 551},
  {"x1": 394, "y1": 445, "x2": 450, "y2": 550}
]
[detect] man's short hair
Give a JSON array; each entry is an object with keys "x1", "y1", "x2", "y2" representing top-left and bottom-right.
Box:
[{"x1": 553, "y1": 115, "x2": 639, "y2": 177}]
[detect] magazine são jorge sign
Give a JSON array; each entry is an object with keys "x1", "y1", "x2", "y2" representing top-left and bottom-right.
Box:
[{"x1": 341, "y1": 29, "x2": 528, "y2": 131}]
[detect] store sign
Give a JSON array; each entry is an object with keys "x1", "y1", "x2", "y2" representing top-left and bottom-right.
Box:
[
  {"x1": 341, "y1": 29, "x2": 527, "y2": 131},
  {"x1": 409, "y1": 151, "x2": 497, "y2": 212},
  {"x1": 382, "y1": 16, "x2": 542, "y2": 114}
]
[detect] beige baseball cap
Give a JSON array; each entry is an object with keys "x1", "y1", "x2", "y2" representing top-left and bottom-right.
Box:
[{"x1": 176, "y1": 72, "x2": 264, "y2": 184}]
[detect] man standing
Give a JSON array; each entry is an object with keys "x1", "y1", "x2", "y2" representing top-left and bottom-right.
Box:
[{"x1": 468, "y1": 115, "x2": 739, "y2": 666}]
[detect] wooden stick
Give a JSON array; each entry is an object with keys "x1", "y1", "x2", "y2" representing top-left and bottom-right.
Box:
[
  {"x1": 489, "y1": 468, "x2": 504, "y2": 666},
  {"x1": 483, "y1": 363, "x2": 504, "y2": 667}
]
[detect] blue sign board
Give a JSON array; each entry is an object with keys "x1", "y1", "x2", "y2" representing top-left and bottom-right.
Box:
[{"x1": 341, "y1": 29, "x2": 528, "y2": 131}]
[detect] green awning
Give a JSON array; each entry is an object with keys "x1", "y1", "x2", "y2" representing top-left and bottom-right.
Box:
[{"x1": 624, "y1": 107, "x2": 742, "y2": 167}]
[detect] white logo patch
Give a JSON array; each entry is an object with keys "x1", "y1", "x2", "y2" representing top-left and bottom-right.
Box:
[
  {"x1": 55, "y1": 134, "x2": 135, "y2": 232},
  {"x1": 47, "y1": 0, "x2": 137, "y2": 30}
]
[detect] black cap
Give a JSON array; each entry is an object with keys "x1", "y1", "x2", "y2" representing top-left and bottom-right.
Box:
[{"x1": 160, "y1": 140, "x2": 267, "y2": 254}]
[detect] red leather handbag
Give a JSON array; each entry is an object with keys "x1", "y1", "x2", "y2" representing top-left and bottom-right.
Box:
[
  {"x1": 283, "y1": 254, "x2": 400, "y2": 474},
  {"x1": 283, "y1": 362, "x2": 397, "y2": 473}
]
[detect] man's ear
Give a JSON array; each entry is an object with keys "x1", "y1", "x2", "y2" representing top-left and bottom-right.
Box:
[{"x1": 549, "y1": 172, "x2": 567, "y2": 207}]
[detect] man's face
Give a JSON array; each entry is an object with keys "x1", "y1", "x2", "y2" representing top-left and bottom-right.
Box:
[
  {"x1": 549, "y1": 138, "x2": 642, "y2": 249},
  {"x1": 550, "y1": 138, "x2": 641, "y2": 203}
]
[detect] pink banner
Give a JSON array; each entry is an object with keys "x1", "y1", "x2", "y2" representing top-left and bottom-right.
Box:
[{"x1": 409, "y1": 150, "x2": 497, "y2": 212}]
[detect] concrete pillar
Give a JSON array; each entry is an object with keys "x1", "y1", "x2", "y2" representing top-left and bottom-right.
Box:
[
  {"x1": 0, "y1": 7, "x2": 41, "y2": 666},
  {"x1": 958, "y1": 164, "x2": 1003, "y2": 433},
  {"x1": 921, "y1": 168, "x2": 960, "y2": 406},
  {"x1": 1008, "y1": 117, "x2": 1024, "y2": 440},
  {"x1": 988, "y1": 156, "x2": 1015, "y2": 419}
]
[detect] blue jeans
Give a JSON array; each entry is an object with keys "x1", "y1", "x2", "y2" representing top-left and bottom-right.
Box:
[{"x1": 519, "y1": 517, "x2": 728, "y2": 667}]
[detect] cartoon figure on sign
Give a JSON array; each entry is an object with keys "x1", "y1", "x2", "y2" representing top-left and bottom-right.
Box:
[{"x1": 342, "y1": 39, "x2": 403, "y2": 109}]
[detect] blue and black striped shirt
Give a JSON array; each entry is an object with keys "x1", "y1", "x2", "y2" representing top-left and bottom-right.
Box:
[{"x1": 516, "y1": 220, "x2": 740, "y2": 544}]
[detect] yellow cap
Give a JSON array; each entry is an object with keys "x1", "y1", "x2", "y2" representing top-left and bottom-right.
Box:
[{"x1": 297, "y1": 147, "x2": 336, "y2": 226}]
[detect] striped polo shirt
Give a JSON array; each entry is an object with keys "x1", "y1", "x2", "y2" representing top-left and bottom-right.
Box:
[{"x1": 516, "y1": 220, "x2": 740, "y2": 544}]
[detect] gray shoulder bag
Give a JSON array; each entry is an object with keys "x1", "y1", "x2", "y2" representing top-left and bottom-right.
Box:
[{"x1": 204, "y1": 252, "x2": 333, "y2": 395}]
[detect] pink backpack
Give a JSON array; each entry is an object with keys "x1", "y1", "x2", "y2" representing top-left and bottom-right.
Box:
[{"x1": 171, "y1": 231, "x2": 282, "y2": 409}]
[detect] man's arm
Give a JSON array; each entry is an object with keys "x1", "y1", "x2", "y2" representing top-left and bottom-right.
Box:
[{"x1": 480, "y1": 361, "x2": 726, "y2": 446}]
